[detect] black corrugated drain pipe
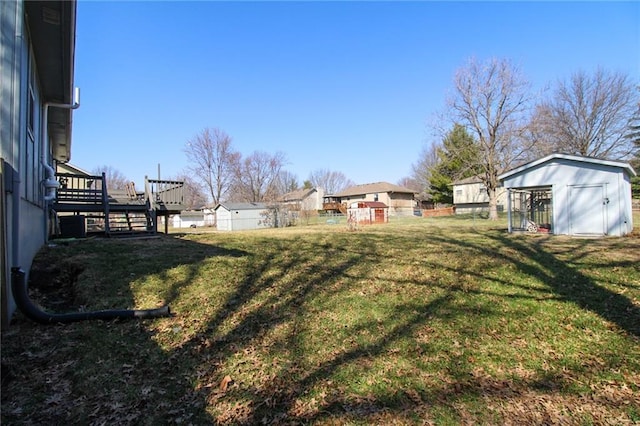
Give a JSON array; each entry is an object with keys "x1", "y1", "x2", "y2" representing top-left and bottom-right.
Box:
[{"x1": 11, "y1": 267, "x2": 171, "y2": 324}]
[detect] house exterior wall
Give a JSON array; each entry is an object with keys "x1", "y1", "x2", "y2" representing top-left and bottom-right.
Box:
[
  {"x1": 301, "y1": 189, "x2": 324, "y2": 211},
  {"x1": 453, "y1": 182, "x2": 507, "y2": 214},
  {"x1": 501, "y1": 158, "x2": 634, "y2": 237},
  {"x1": 340, "y1": 192, "x2": 414, "y2": 216},
  {"x1": 281, "y1": 188, "x2": 324, "y2": 212},
  {"x1": 1, "y1": 1, "x2": 77, "y2": 327},
  {"x1": 386, "y1": 193, "x2": 415, "y2": 216},
  {"x1": 1, "y1": 1, "x2": 46, "y2": 327}
]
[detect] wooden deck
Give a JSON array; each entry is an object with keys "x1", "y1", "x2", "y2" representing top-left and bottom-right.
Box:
[{"x1": 52, "y1": 172, "x2": 185, "y2": 237}]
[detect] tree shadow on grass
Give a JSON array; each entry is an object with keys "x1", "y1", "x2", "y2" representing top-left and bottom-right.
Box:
[
  {"x1": 483, "y1": 232, "x2": 640, "y2": 338},
  {"x1": 2, "y1": 227, "x2": 639, "y2": 425},
  {"x1": 1, "y1": 235, "x2": 247, "y2": 425}
]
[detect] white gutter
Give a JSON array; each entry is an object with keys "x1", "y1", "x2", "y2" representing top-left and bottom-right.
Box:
[{"x1": 42, "y1": 87, "x2": 80, "y2": 201}]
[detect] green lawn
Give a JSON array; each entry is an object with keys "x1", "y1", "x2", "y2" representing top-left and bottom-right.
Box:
[{"x1": 2, "y1": 216, "x2": 639, "y2": 425}]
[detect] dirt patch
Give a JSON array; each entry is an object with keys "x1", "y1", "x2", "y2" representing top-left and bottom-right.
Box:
[{"x1": 27, "y1": 247, "x2": 85, "y2": 313}]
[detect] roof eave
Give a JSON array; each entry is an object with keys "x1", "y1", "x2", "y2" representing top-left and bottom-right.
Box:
[
  {"x1": 26, "y1": 1, "x2": 77, "y2": 162},
  {"x1": 499, "y1": 153, "x2": 638, "y2": 181}
]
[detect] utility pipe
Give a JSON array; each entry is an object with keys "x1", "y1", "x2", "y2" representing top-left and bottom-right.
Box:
[
  {"x1": 42, "y1": 87, "x2": 80, "y2": 202},
  {"x1": 11, "y1": 267, "x2": 171, "y2": 324}
]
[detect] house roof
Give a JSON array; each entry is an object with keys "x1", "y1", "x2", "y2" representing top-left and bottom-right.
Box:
[
  {"x1": 279, "y1": 188, "x2": 316, "y2": 202},
  {"x1": 214, "y1": 202, "x2": 268, "y2": 211},
  {"x1": 57, "y1": 162, "x2": 91, "y2": 176},
  {"x1": 499, "y1": 153, "x2": 637, "y2": 181},
  {"x1": 335, "y1": 182, "x2": 416, "y2": 197},
  {"x1": 453, "y1": 176, "x2": 484, "y2": 185}
]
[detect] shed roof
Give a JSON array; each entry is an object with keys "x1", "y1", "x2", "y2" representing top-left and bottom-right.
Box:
[
  {"x1": 499, "y1": 153, "x2": 637, "y2": 181},
  {"x1": 215, "y1": 202, "x2": 268, "y2": 211},
  {"x1": 336, "y1": 182, "x2": 416, "y2": 197},
  {"x1": 356, "y1": 201, "x2": 388, "y2": 208}
]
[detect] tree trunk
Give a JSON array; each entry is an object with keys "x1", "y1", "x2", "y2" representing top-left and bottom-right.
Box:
[{"x1": 488, "y1": 187, "x2": 499, "y2": 220}]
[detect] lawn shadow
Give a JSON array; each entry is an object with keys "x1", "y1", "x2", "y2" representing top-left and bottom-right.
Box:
[
  {"x1": 1, "y1": 234, "x2": 248, "y2": 424},
  {"x1": 485, "y1": 232, "x2": 640, "y2": 338},
  {"x1": 418, "y1": 227, "x2": 640, "y2": 338},
  {"x1": 3, "y1": 226, "x2": 639, "y2": 424}
]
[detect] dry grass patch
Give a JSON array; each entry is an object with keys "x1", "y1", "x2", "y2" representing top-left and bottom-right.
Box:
[{"x1": 2, "y1": 218, "x2": 639, "y2": 424}]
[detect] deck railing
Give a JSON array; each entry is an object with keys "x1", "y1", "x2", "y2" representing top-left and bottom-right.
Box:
[
  {"x1": 55, "y1": 172, "x2": 107, "y2": 205},
  {"x1": 145, "y1": 177, "x2": 184, "y2": 211}
]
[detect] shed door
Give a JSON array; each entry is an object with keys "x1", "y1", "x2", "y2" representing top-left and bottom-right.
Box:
[
  {"x1": 374, "y1": 209, "x2": 385, "y2": 223},
  {"x1": 569, "y1": 185, "x2": 606, "y2": 235}
]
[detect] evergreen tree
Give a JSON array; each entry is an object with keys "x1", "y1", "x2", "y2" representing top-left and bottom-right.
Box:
[{"x1": 428, "y1": 124, "x2": 481, "y2": 204}]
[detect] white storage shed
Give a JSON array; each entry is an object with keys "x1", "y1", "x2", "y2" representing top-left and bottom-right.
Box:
[
  {"x1": 499, "y1": 154, "x2": 636, "y2": 237},
  {"x1": 214, "y1": 202, "x2": 269, "y2": 231}
]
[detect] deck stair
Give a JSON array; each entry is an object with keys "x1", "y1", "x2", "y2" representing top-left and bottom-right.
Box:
[{"x1": 52, "y1": 172, "x2": 185, "y2": 238}]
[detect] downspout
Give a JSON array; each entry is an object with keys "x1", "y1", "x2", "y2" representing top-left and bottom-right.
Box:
[
  {"x1": 41, "y1": 88, "x2": 80, "y2": 243},
  {"x1": 42, "y1": 87, "x2": 81, "y2": 202},
  {"x1": 11, "y1": 267, "x2": 171, "y2": 324}
]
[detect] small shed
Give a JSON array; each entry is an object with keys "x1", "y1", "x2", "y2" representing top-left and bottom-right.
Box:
[
  {"x1": 347, "y1": 201, "x2": 389, "y2": 225},
  {"x1": 499, "y1": 153, "x2": 636, "y2": 237},
  {"x1": 214, "y1": 202, "x2": 269, "y2": 231}
]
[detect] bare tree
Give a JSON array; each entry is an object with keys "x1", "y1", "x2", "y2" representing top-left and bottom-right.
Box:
[
  {"x1": 174, "y1": 172, "x2": 208, "y2": 210},
  {"x1": 273, "y1": 170, "x2": 300, "y2": 196},
  {"x1": 92, "y1": 165, "x2": 130, "y2": 190},
  {"x1": 519, "y1": 103, "x2": 557, "y2": 162},
  {"x1": 409, "y1": 142, "x2": 439, "y2": 206},
  {"x1": 308, "y1": 169, "x2": 354, "y2": 194},
  {"x1": 410, "y1": 142, "x2": 439, "y2": 194},
  {"x1": 231, "y1": 151, "x2": 287, "y2": 202},
  {"x1": 533, "y1": 69, "x2": 639, "y2": 160},
  {"x1": 447, "y1": 57, "x2": 533, "y2": 220},
  {"x1": 397, "y1": 176, "x2": 419, "y2": 191},
  {"x1": 184, "y1": 127, "x2": 240, "y2": 206}
]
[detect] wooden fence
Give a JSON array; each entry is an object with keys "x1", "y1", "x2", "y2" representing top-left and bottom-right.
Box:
[{"x1": 421, "y1": 207, "x2": 456, "y2": 217}]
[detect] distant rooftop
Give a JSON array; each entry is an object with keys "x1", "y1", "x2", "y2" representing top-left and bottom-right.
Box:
[{"x1": 335, "y1": 182, "x2": 416, "y2": 197}]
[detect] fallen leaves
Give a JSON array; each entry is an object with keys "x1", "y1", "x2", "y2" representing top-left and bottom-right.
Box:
[{"x1": 220, "y1": 375, "x2": 233, "y2": 392}]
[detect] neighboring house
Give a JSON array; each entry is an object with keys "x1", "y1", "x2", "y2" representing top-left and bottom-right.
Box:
[
  {"x1": 279, "y1": 187, "x2": 324, "y2": 211},
  {"x1": 347, "y1": 201, "x2": 389, "y2": 225},
  {"x1": 499, "y1": 153, "x2": 636, "y2": 237},
  {"x1": 172, "y1": 208, "x2": 215, "y2": 228},
  {"x1": 452, "y1": 176, "x2": 507, "y2": 215},
  {"x1": 56, "y1": 162, "x2": 91, "y2": 184},
  {"x1": 334, "y1": 182, "x2": 416, "y2": 216},
  {"x1": 215, "y1": 202, "x2": 270, "y2": 231},
  {"x1": 172, "y1": 210, "x2": 205, "y2": 228},
  {"x1": 1, "y1": 1, "x2": 78, "y2": 328}
]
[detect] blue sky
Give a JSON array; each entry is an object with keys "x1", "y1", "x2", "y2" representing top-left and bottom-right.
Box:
[{"x1": 70, "y1": 1, "x2": 640, "y2": 188}]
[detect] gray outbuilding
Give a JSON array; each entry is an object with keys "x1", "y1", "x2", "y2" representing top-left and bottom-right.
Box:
[
  {"x1": 214, "y1": 202, "x2": 269, "y2": 231},
  {"x1": 499, "y1": 153, "x2": 636, "y2": 237}
]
